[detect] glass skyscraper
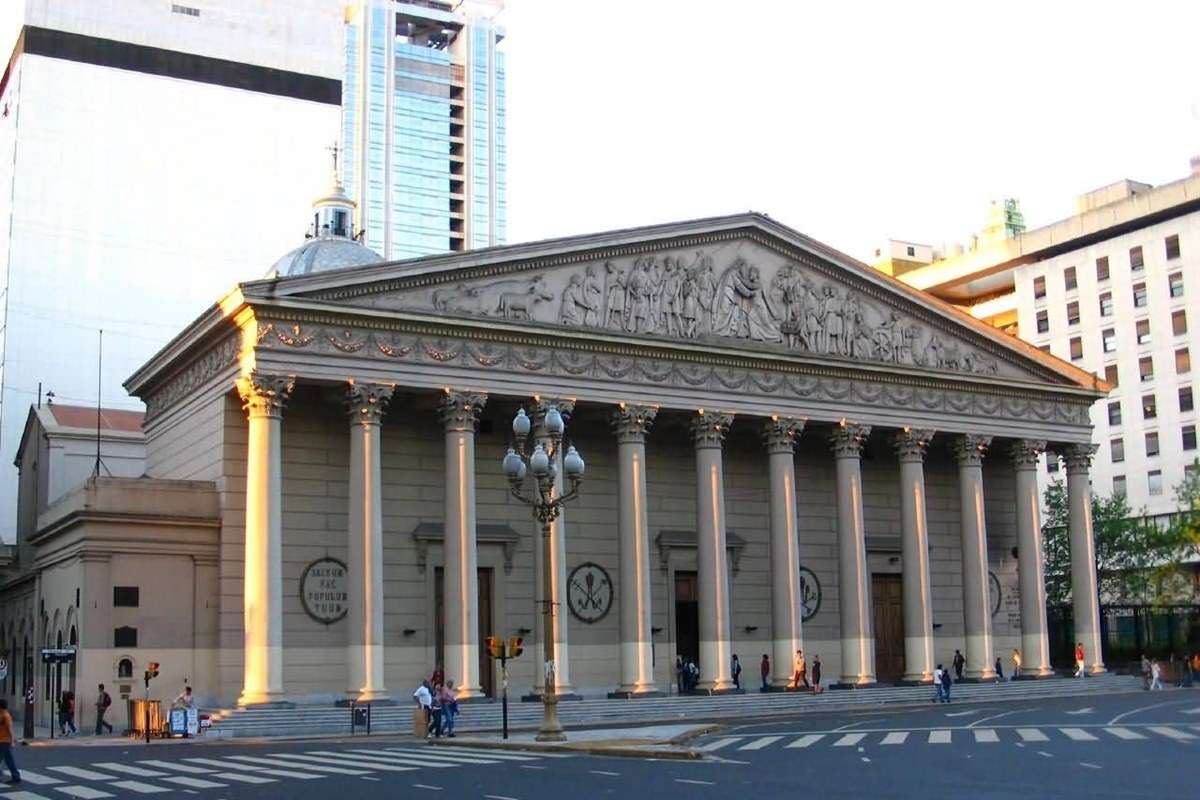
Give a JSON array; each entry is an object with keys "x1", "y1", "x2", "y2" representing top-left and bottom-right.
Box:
[{"x1": 343, "y1": 0, "x2": 506, "y2": 259}]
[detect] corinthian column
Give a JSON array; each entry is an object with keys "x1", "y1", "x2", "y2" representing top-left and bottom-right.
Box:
[
  {"x1": 1064, "y1": 444, "x2": 1106, "y2": 675},
  {"x1": 440, "y1": 389, "x2": 488, "y2": 698},
  {"x1": 235, "y1": 372, "x2": 294, "y2": 706},
  {"x1": 1010, "y1": 439, "x2": 1053, "y2": 677},
  {"x1": 830, "y1": 422, "x2": 875, "y2": 687},
  {"x1": 692, "y1": 411, "x2": 735, "y2": 693},
  {"x1": 611, "y1": 403, "x2": 659, "y2": 697},
  {"x1": 532, "y1": 398, "x2": 575, "y2": 697},
  {"x1": 763, "y1": 416, "x2": 805, "y2": 688},
  {"x1": 952, "y1": 434, "x2": 996, "y2": 681},
  {"x1": 345, "y1": 382, "x2": 393, "y2": 702},
  {"x1": 894, "y1": 428, "x2": 935, "y2": 684}
]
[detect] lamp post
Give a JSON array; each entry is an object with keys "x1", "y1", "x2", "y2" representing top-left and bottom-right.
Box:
[{"x1": 502, "y1": 405, "x2": 584, "y2": 742}]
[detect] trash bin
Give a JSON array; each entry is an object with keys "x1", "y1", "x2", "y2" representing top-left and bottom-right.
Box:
[
  {"x1": 412, "y1": 706, "x2": 426, "y2": 738},
  {"x1": 352, "y1": 705, "x2": 369, "y2": 727}
]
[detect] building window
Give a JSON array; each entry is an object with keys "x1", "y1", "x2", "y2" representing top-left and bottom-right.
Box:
[
  {"x1": 1096, "y1": 256, "x2": 1110, "y2": 282},
  {"x1": 1180, "y1": 385, "x2": 1194, "y2": 412},
  {"x1": 1047, "y1": 455, "x2": 1060, "y2": 473},
  {"x1": 1069, "y1": 337, "x2": 1083, "y2": 361},
  {"x1": 1066, "y1": 301, "x2": 1080, "y2": 326},
  {"x1": 1107, "y1": 401, "x2": 1122, "y2": 426},
  {"x1": 1112, "y1": 474, "x2": 1127, "y2": 496},
  {"x1": 1165, "y1": 234, "x2": 1181, "y2": 260},
  {"x1": 113, "y1": 627, "x2": 138, "y2": 648},
  {"x1": 1136, "y1": 319, "x2": 1152, "y2": 345},
  {"x1": 1177, "y1": 348, "x2": 1191, "y2": 374},
  {"x1": 1148, "y1": 470, "x2": 1163, "y2": 495},
  {"x1": 1146, "y1": 431, "x2": 1160, "y2": 457},
  {"x1": 1172, "y1": 309, "x2": 1187, "y2": 336},
  {"x1": 1130, "y1": 245, "x2": 1144, "y2": 271},
  {"x1": 1099, "y1": 292, "x2": 1113, "y2": 317},
  {"x1": 1038, "y1": 344, "x2": 1051, "y2": 354},
  {"x1": 1102, "y1": 328, "x2": 1117, "y2": 353},
  {"x1": 1140, "y1": 356, "x2": 1154, "y2": 382},
  {"x1": 1184, "y1": 425, "x2": 1197, "y2": 451},
  {"x1": 117, "y1": 659, "x2": 133, "y2": 679},
  {"x1": 1169, "y1": 271, "x2": 1184, "y2": 298},
  {"x1": 112, "y1": 587, "x2": 139, "y2": 608},
  {"x1": 906, "y1": 245, "x2": 915, "y2": 257},
  {"x1": 1110, "y1": 438, "x2": 1125, "y2": 463},
  {"x1": 1133, "y1": 282, "x2": 1148, "y2": 308},
  {"x1": 1033, "y1": 276, "x2": 1046, "y2": 300},
  {"x1": 1142, "y1": 393, "x2": 1157, "y2": 419},
  {"x1": 1064, "y1": 266, "x2": 1078, "y2": 291},
  {"x1": 1105, "y1": 363, "x2": 1119, "y2": 388},
  {"x1": 1036, "y1": 309, "x2": 1050, "y2": 333}
]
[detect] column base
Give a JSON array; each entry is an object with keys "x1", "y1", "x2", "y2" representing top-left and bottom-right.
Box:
[
  {"x1": 897, "y1": 677, "x2": 934, "y2": 686},
  {"x1": 454, "y1": 695, "x2": 495, "y2": 705},
  {"x1": 336, "y1": 695, "x2": 395, "y2": 707},
  {"x1": 520, "y1": 692, "x2": 582, "y2": 703},
  {"x1": 830, "y1": 680, "x2": 876, "y2": 690},
  {"x1": 607, "y1": 689, "x2": 665, "y2": 699},
  {"x1": 237, "y1": 696, "x2": 295, "y2": 709},
  {"x1": 1088, "y1": 665, "x2": 1107, "y2": 676},
  {"x1": 955, "y1": 675, "x2": 998, "y2": 684},
  {"x1": 451, "y1": 686, "x2": 488, "y2": 701}
]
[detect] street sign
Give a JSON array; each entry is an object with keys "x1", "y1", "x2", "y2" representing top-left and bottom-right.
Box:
[{"x1": 40, "y1": 647, "x2": 76, "y2": 664}]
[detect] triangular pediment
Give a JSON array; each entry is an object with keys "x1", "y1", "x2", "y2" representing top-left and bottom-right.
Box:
[{"x1": 255, "y1": 215, "x2": 1099, "y2": 389}]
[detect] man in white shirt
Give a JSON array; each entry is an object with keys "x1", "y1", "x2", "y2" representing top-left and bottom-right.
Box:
[
  {"x1": 412, "y1": 681, "x2": 433, "y2": 737},
  {"x1": 932, "y1": 666, "x2": 945, "y2": 703}
]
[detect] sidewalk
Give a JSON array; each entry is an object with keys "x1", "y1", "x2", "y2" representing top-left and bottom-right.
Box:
[{"x1": 431, "y1": 723, "x2": 715, "y2": 760}]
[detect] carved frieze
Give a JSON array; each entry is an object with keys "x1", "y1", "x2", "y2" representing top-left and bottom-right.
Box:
[{"x1": 144, "y1": 333, "x2": 241, "y2": 420}]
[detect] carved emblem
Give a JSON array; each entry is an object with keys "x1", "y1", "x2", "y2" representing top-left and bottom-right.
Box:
[
  {"x1": 300, "y1": 558, "x2": 348, "y2": 625},
  {"x1": 567, "y1": 562, "x2": 613, "y2": 624},
  {"x1": 798, "y1": 566, "x2": 821, "y2": 622}
]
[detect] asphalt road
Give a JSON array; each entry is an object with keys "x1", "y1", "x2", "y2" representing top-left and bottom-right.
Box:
[{"x1": 2, "y1": 688, "x2": 1196, "y2": 799}]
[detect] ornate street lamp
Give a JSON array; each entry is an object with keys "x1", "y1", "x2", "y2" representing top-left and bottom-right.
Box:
[{"x1": 502, "y1": 405, "x2": 584, "y2": 742}]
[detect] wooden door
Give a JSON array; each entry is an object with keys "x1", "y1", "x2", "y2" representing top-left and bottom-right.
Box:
[
  {"x1": 674, "y1": 571, "x2": 699, "y2": 666},
  {"x1": 434, "y1": 567, "x2": 495, "y2": 697},
  {"x1": 872, "y1": 574, "x2": 904, "y2": 682}
]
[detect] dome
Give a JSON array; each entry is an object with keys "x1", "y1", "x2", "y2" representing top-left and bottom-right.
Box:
[{"x1": 271, "y1": 237, "x2": 382, "y2": 277}]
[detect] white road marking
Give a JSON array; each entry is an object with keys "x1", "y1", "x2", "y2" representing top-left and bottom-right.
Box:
[
  {"x1": 413, "y1": 784, "x2": 443, "y2": 791},
  {"x1": 1080, "y1": 762, "x2": 1102, "y2": 770},
  {"x1": 1060, "y1": 728, "x2": 1098, "y2": 741},
  {"x1": 967, "y1": 708, "x2": 1036, "y2": 728},
  {"x1": 1148, "y1": 726, "x2": 1197, "y2": 741},
  {"x1": 738, "y1": 735, "x2": 783, "y2": 751},
  {"x1": 695, "y1": 737, "x2": 741, "y2": 752},
  {"x1": 51, "y1": 788, "x2": 113, "y2": 799},
  {"x1": 1179, "y1": 707, "x2": 1200, "y2": 715},
  {"x1": 137, "y1": 761, "x2": 215, "y2": 775},
  {"x1": 1017, "y1": 728, "x2": 1048, "y2": 742},
  {"x1": 347, "y1": 748, "x2": 499, "y2": 765},
  {"x1": 833, "y1": 717, "x2": 881, "y2": 731},
  {"x1": 1064, "y1": 707, "x2": 1095, "y2": 715},
  {"x1": 832, "y1": 733, "x2": 866, "y2": 746},
  {"x1": 6, "y1": 791, "x2": 59, "y2": 800},
  {"x1": 880, "y1": 732, "x2": 908, "y2": 745},
  {"x1": 860, "y1": 756, "x2": 871, "y2": 763},
  {"x1": 91, "y1": 764, "x2": 165, "y2": 778},
  {"x1": 785, "y1": 734, "x2": 825, "y2": 748},
  {"x1": 109, "y1": 780, "x2": 170, "y2": 795},
  {"x1": 8, "y1": 769, "x2": 62, "y2": 785},
  {"x1": 224, "y1": 755, "x2": 369, "y2": 775},
  {"x1": 273, "y1": 752, "x2": 416, "y2": 772},
  {"x1": 674, "y1": 779, "x2": 715, "y2": 786},
  {"x1": 944, "y1": 709, "x2": 979, "y2": 718},
  {"x1": 418, "y1": 746, "x2": 569, "y2": 760},
  {"x1": 183, "y1": 758, "x2": 322, "y2": 780},
  {"x1": 206, "y1": 773, "x2": 278, "y2": 785},
  {"x1": 518, "y1": 765, "x2": 546, "y2": 770},
  {"x1": 589, "y1": 770, "x2": 620, "y2": 776},
  {"x1": 46, "y1": 767, "x2": 116, "y2": 782},
  {"x1": 973, "y1": 729, "x2": 999, "y2": 743},
  {"x1": 484, "y1": 795, "x2": 519, "y2": 800},
  {"x1": 1037, "y1": 751, "x2": 1054, "y2": 758},
  {"x1": 160, "y1": 776, "x2": 228, "y2": 789},
  {"x1": 1109, "y1": 700, "x2": 1185, "y2": 725},
  {"x1": 1104, "y1": 727, "x2": 1146, "y2": 740},
  {"x1": 928, "y1": 730, "x2": 952, "y2": 744}
]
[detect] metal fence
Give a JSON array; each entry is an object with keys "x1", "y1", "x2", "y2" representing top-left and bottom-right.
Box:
[{"x1": 1048, "y1": 604, "x2": 1200, "y2": 669}]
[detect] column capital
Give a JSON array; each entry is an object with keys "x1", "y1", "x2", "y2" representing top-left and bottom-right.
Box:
[
  {"x1": 762, "y1": 416, "x2": 805, "y2": 454},
  {"x1": 691, "y1": 411, "x2": 733, "y2": 449},
  {"x1": 1062, "y1": 443, "x2": 1098, "y2": 474},
  {"x1": 893, "y1": 428, "x2": 935, "y2": 463},
  {"x1": 829, "y1": 422, "x2": 870, "y2": 458},
  {"x1": 345, "y1": 381, "x2": 394, "y2": 425},
  {"x1": 439, "y1": 389, "x2": 488, "y2": 432},
  {"x1": 611, "y1": 403, "x2": 657, "y2": 444},
  {"x1": 236, "y1": 372, "x2": 295, "y2": 419},
  {"x1": 951, "y1": 434, "x2": 992, "y2": 467},
  {"x1": 1009, "y1": 439, "x2": 1047, "y2": 470}
]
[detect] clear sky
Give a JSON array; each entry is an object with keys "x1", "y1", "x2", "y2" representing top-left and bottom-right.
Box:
[{"x1": 501, "y1": 0, "x2": 1200, "y2": 261}]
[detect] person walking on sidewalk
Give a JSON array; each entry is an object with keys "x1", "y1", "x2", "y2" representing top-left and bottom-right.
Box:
[
  {"x1": 731, "y1": 654, "x2": 742, "y2": 690},
  {"x1": 1011, "y1": 649, "x2": 1022, "y2": 680},
  {"x1": 439, "y1": 680, "x2": 459, "y2": 738},
  {"x1": 1074, "y1": 642, "x2": 1086, "y2": 678},
  {"x1": 811, "y1": 654, "x2": 823, "y2": 694},
  {"x1": 1150, "y1": 659, "x2": 1164, "y2": 691},
  {"x1": 940, "y1": 665, "x2": 952, "y2": 703},
  {"x1": 791, "y1": 650, "x2": 810, "y2": 691},
  {"x1": 58, "y1": 691, "x2": 76, "y2": 737},
  {"x1": 0, "y1": 699, "x2": 19, "y2": 785},
  {"x1": 1141, "y1": 654, "x2": 1152, "y2": 690},
  {"x1": 759, "y1": 654, "x2": 770, "y2": 692},
  {"x1": 94, "y1": 684, "x2": 113, "y2": 735},
  {"x1": 933, "y1": 665, "x2": 946, "y2": 703},
  {"x1": 952, "y1": 650, "x2": 965, "y2": 682},
  {"x1": 412, "y1": 680, "x2": 433, "y2": 738},
  {"x1": 994, "y1": 655, "x2": 1004, "y2": 682}
]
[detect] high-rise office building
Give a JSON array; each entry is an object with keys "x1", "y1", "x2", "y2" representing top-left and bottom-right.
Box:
[
  {"x1": 0, "y1": 1, "x2": 347, "y2": 541},
  {"x1": 341, "y1": 0, "x2": 506, "y2": 259}
]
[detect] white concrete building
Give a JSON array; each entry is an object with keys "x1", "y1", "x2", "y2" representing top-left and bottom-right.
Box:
[{"x1": 884, "y1": 159, "x2": 1200, "y2": 522}]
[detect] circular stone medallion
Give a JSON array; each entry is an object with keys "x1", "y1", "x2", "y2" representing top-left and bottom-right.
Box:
[
  {"x1": 799, "y1": 566, "x2": 822, "y2": 622},
  {"x1": 300, "y1": 557, "x2": 349, "y2": 624},
  {"x1": 567, "y1": 562, "x2": 613, "y2": 624}
]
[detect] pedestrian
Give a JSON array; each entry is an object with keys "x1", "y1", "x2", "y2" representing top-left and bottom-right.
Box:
[
  {"x1": 1150, "y1": 659, "x2": 1164, "y2": 691},
  {"x1": 94, "y1": 684, "x2": 113, "y2": 735},
  {"x1": 1183, "y1": 654, "x2": 1194, "y2": 688},
  {"x1": 933, "y1": 665, "x2": 945, "y2": 703},
  {"x1": 731, "y1": 654, "x2": 742, "y2": 690},
  {"x1": 940, "y1": 665, "x2": 952, "y2": 703},
  {"x1": 172, "y1": 686, "x2": 195, "y2": 709},
  {"x1": 1140, "y1": 654, "x2": 1152, "y2": 690},
  {"x1": 687, "y1": 659, "x2": 700, "y2": 693},
  {"x1": 412, "y1": 680, "x2": 433, "y2": 738},
  {"x1": 438, "y1": 681, "x2": 458, "y2": 737},
  {"x1": 430, "y1": 663, "x2": 444, "y2": 689},
  {"x1": 1074, "y1": 642, "x2": 1086, "y2": 678},
  {"x1": 811, "y1": 654, "x2": 822, "y2": 694},
  {"x1": 0, "y1": 698, "x2": 20, "y2": 785},
  {"x1": 791, "y1": 649, "x2": 810, "y2": 691},
  {"x1": 994, "y1": 655, "x2": 1004, "y2": 682},
  {"x1": 58, "y1": 691, "x2": 76, "y2": 737},
  {"x1": 1011, "y1": 649, "x2": 1022, "y2": 680},
  {"x1": 953, "y1": 649, "x2": 965, "y2": 682},
  {"x1": 676, "y1": 656, "x2": 684, "y2": 695},
  {"x1": 759, "y1": 654, "x2": 770, "y2": 692},
  {"x1": 428, "y1": 682, "x2": 444, "y2": 738}
]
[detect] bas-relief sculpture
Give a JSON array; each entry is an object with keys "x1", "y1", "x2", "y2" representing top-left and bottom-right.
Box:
[{"x1": 397, "y1": 245, "x2": 1002, "y2": 377}]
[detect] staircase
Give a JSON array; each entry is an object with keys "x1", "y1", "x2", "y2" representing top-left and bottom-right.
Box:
[{"x1": 206, "y1": 673, "x2": 1141, "y2": 739}]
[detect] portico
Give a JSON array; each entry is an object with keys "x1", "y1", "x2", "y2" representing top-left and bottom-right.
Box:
[{"x1": 125, "y1": 214, "x2": 1107, "y2": 705}]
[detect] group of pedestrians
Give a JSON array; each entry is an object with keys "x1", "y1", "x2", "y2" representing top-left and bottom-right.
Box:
[
  {"x1": 1142, "y1": 652, "x2": 1198, "y2": 690},
  {"x1": 412, "y1": 665, "x2": 460, "y2": 739},
  {"x1": 675, "y1": 651, "x2": 824, "y2": 694}
]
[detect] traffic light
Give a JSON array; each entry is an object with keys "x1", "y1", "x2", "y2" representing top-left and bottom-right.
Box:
[
  {"x1": 146, "y1": 662, "x2": 160, "y2": 680},
  {"x1": 508, "y1": 636, "x2": 523, "y2": 659},
  {"x1": 486, "y1": 636, "x2": 503, "y2": 659}
]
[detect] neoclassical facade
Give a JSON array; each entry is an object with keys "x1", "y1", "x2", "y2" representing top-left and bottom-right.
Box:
[{"x1": 125, "y1": 214, "x2": 1107, "y2": 705}]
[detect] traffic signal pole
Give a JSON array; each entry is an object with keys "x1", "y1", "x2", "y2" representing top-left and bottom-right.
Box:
[
  {"x1": 501, "y1": 655, "x2": 508, "y2": 740},
  {"x1": 486, "y1": 635, "x2": 522, "y2": 740}
]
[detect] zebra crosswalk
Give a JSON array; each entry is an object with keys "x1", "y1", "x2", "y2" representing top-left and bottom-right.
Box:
[
  {"x1": 697, "y1": 724, "x2": 1200, "y2": 753},
  {"x1": 0, "y1": 744, "x2": 567, "y2": 799}
]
